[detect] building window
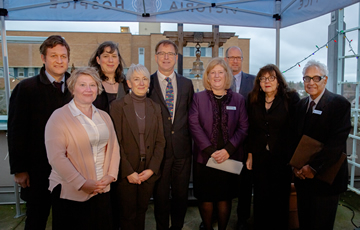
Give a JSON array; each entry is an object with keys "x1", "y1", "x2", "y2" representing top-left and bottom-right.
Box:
[
  {"x1": 218, "y1": 47, "x2": 224, "y2": 57},
  {"x1": 138, "y1": 47, "x2": 145, "y2": 65},
  {"x1": 28, "y1": 68, "x2": 35, "y2": 77},
  {"x1": 18, "y1": 68, "x2": 24, "y2": 78}
]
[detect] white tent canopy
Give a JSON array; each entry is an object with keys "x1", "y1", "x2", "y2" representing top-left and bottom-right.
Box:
[{"x1": 4, "y1": 0, "x2": 358, "y2": 28}]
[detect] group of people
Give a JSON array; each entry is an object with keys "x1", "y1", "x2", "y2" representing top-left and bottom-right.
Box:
[{"x1": 8, "y1": 35, "x2": 351, "y2": 230}]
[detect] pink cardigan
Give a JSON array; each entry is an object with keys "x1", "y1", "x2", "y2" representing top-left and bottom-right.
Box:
[{"x1": 45, "y1": 104, "x2": 120, "y2": 202}]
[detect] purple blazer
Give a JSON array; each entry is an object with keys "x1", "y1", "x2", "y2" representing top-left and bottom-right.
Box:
[{"x1": 189, "y1": 90, "x2": 249, "y2": 165}]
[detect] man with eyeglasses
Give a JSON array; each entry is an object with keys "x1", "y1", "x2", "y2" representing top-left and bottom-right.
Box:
[
  {"x1": 225, "y1": 46, "x2": 254, "y2": 230},
  {"x1": 293, "y1": 60, "x2": 351, "y2": 230},
  {"x1": 225, "y1": 46, "x2": 255, "y2": 101},
  {"x1": 149, "y1": 40, "x2": 194, "y2": 230}
]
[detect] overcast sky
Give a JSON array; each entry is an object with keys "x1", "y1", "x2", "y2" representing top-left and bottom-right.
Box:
[{"x1": 4, "y1": 3, "x2": 359, "y2": 83}]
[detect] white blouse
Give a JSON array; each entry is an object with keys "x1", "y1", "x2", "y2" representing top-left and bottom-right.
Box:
[{"x1": 68, "y1": 100, "x2": 109, "y2": 181}]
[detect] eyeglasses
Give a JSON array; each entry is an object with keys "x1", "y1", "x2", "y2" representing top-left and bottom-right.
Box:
[
  {"x1": 227, "y1": 56, "x2": 243, "y2": 61},
  {"x1": 156, "y1": 51, "x2": 177, "y2": 57},
  {"x1": 259, "y1": 76, "x2": 276, "y2": 82},
  {"x1": 303, "y1": 75, "x2": 326, "y2": 83}
]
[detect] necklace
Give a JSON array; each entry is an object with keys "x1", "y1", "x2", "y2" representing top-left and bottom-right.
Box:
[
  {"x1": 214, "y1": 91, "x2": 226, "y2": 100},
  {"x1": 105, "y1": 81, "x2": 117, "y2": 85},
  {"x1": 265, "y1": 98, "x2": 275, "y2": 104},
  {"x1": 135, "y1": 111, "x2": 145, "y2": 120}
]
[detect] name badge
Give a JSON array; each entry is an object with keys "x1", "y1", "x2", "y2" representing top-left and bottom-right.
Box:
[
  {"x1": 313, "y1": 109, "x2": 322, "y2": 115},
  {"x1": 226, "y1": 106, "x2": 236, "y2": 110}
]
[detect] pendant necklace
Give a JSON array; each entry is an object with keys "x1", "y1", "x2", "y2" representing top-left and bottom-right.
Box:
[{"x1": 135, "y1": 111, "x2": 146, "y2": 120}]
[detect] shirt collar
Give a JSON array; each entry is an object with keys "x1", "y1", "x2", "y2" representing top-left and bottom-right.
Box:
[
  {"x1": 308, "y1": 88, "x2": 326, "y2": 105},
  {"x1": 157, "y1": 70, "x2": 175, "y2": 82},
  {"x1": 234, "y1": 71, "x2": 242, "y2": 80},
  {"x1": 45, "y1": 70, "x2": 65, "y2": 83},
  {"x1": 68, "y1": 99, "x2": 98, "y2": 118}
]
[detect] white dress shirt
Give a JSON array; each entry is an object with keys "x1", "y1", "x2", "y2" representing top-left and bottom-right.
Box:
[
  {"x1": 157, "y1": 70, "x2": 178, "y2": 122},
  {"x1": 69, "y1": 99, "x2": 109, "y2": 181}
]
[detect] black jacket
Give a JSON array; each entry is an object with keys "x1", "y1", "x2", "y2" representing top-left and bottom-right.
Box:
[
  {"x1": 148, "y1": 72, "x2": 194, "y2": 159},
  {"x1": 8, "y1": 67, "x2": 72, "y2": 200},
  {"x1": 294, "y1": 89, "x2": 351, "y2": 195}
]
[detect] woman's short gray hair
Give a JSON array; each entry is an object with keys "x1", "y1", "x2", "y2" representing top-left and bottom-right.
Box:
[
  {"x1": 126, "y1": 63, "x2": 151, "y2": 82},
  {"x1": 67, "y1": 67, "x2": 103, "y2": 95},
  {"x1": 302, "y1": 60, "x2": 328, "y2": 76}
]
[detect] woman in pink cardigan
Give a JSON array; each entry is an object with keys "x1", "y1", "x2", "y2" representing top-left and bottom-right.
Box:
[{"x1": 45, "y1": 67, "x2": 120, "y2": 230}]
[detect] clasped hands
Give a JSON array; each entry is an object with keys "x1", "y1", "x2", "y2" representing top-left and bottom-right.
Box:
[
  {"x1": 81, "y1": 175, "x2": 115, "y2": 195},
  {"x1": 211, "y1": 149, "x2": 230, "y2": 164},
  {"x1": 293, "y1": 164, "x2": 315, "y2": 180},
  {"x1": 127, "y1": 169, "x2": 154, "y2": 185}
]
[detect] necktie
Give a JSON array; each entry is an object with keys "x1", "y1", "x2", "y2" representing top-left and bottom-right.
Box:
[
  {"x1": 305, "y1": 100, "x2": 316, "y2": 122},
  {"x1": 53, "y1": 81, "x2": 63, "y2": 93},
  {"x1": 165, "y1": 77, "x2": 174, "y2": 119}
]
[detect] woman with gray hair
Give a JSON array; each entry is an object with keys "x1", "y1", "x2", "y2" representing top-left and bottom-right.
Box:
[
  {"x1": 45, "y1": 67, "x2": 120, "y2": 229},
  {"x1": 110, "y1": 63, "x2": 165, "y2": 230}
]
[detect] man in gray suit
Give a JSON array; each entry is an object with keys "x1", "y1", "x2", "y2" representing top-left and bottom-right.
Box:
[{"x1": 225, "y1": 46, "x2": 254, "y2": 230}]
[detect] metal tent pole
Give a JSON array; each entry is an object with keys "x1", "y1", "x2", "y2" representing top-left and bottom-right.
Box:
[{"x1": 0, "y1": 0, "x2": 23, "y2": 218}]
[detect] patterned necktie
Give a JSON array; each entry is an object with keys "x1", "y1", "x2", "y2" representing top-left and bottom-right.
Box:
[
  {"x1": 53, "y1": 81, "x2": 63, "y2": 93},
  {"x1": 165, "y1": 77, "x2": 174, "y2": 119}
]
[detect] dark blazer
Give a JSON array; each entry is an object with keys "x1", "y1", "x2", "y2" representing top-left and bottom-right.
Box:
[
  {"x1": 149, "y1": 72, "x2": 194, "y2": 159},
  {"x1": 294, "y1": 89, "x2": 351, "y2": 195},
  {"x1": 110, "y1": 94, "x2": 165, "y2": 183},
  {"x1": 231, "y1": 72, "x2": 255, "y2": 100},
  {"x1": 189, "y1": 90, "x2": 248, "y2": 164},
  {"x1": 247, "y1": 91, "x2": 300, "y2": 164},
  {"x1": 8, "y1": 66, "x2": 72, "y2": 200},
  {"x1": 93, "y1": 80, "x2": 128, "y2": 113}
]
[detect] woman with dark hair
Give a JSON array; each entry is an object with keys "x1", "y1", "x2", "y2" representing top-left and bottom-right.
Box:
[
  {"x1": 189, "y1": 57, "x2": 248, "y2": 230},
  {"x1": 89, "y1": 41, "x2": 128, "y2": 113},
  {"x1": 246, "y1": 64, "x2": 300, "y2": 230}
]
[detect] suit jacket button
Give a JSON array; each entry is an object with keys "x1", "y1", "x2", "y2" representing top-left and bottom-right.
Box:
[
  {"x1": 171, "y1": 131, "x2": 174, "y2": 134},
  {"x1": 168, "y1": 117, "x2": 171, "y2": 120}
]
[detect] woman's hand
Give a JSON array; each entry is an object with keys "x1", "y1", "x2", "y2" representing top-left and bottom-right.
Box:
[
  {"x1": 211, "y1": 149, "x2": 230, "y2": 164},
  {"x1": 127, "y1": 172, "x2": 141, "y2": 184},
  {"x1": 95, "y1": 175, "x2": 115, "y2": 193},
  {"x1": 139, "y1": 169, "x2": 154, "y2": 182},
  {"x1": 246, "y1": 153, "x2": 253, "y2": 170},
  {"x1": 80, "y1": 179, "x2": 98, "y2": 194}
]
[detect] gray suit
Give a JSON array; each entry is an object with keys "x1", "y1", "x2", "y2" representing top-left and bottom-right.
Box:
[{"x1": 231, "y1": 71, "x2": 255, "y2": 100}]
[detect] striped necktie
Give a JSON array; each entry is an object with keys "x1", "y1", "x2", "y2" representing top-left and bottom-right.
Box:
[{"x1": 165, "y1": 77, "x2": 174, "y2": 118}]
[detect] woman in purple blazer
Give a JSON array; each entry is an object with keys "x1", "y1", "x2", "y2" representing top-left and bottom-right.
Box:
[{"x1": 189, "y1": 57, "x2": 249, "y2": 230}]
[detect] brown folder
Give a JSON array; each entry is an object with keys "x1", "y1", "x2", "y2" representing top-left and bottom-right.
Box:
[
  {"x1": 290, "y1": 135, "x2": 323, "y2": 169},
  {"x1": 290, "y1": 135, "x2": 347, "y2": 185}
]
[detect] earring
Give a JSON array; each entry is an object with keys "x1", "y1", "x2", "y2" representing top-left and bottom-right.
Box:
[
  {"x1": 129, "y1": 89, "x2": 132, "y2": 94},
  {"x1": 147, "y1": 88, "x2": 149, "y2": 93}
]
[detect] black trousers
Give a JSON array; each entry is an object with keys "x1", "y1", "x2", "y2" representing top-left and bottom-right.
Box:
[
  {"x1": 24, "y1": 191, "x2": 51, "y2": 230},
  {"x1": 153, "y1": 156, "x2": 191, "y2": 230},
  {"x1": 236, "y1": 166, "x2": 253, "y2": 224},
  {"x1": 296, "y1": 187, "x2": 339, "y2": 230},
  {"x1": 249, "y1": 150, "x2": 292, "y2": 230},
  {"x1": 51, "y1": 184, "x2": 113, "y2": 230},
  {"x1": 116, "y1": 178, "x2": 155, "y2": 230}
]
